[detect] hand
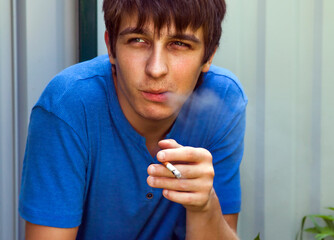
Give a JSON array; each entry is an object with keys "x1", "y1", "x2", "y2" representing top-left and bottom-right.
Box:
[{"x1": 147, "y1": 139, "x2": 215, "y2": 212}]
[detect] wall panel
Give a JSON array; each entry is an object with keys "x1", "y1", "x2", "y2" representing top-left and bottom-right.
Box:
[
  {"x1": 0, "y1": 1, "x2": 16, "y2": 239},
  {"x1": 215, "y1": 0, "x2": 334, "y2": 239},
  {"x1": 0, "y1": 1, "x2": 78, "y2": 239}
]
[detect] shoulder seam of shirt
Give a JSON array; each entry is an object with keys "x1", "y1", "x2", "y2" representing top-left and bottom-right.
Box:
[
  {"x1": 59, "y1": 73, "x2": 106, "y2": 82},
  {"x1": 206, "y1": 70, "x2": 248, "y2": 104},
  {"x1": 51, "y1": 73, "x2": 105, "y2": 106}
]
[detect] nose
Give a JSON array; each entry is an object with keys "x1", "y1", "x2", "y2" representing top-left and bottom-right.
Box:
[{"x1": 145, "y1": 46, "x2": 168, "y2": 79}]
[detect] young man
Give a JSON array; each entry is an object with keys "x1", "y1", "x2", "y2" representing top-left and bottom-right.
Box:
[{"x1": 19, "y1": 0, "x2": 247, "y2": 239}]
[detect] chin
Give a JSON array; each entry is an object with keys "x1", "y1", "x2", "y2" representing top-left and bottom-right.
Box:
[
  {"x1": 143, "y1": 113, "x2": 174, "y2": 122},
  {"x1": 140, "y1": 108, "x2": 176, "y2": 122}
]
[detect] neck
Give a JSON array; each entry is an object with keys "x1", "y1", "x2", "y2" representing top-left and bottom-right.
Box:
[
  {"x1": 113, "y1": 81, "x2": 176, "y2": 157},
  {"x1": 129, "y1": 113, "x2": 176, "y2": 157}
]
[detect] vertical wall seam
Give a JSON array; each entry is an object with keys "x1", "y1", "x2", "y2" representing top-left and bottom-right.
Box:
[
  {"x1": 311, "y1": 0, "x2": 323, "y2": 214},
  {"x1": 16, "y1": 0, "x2": 28, "y2": 238},
  {"x1": 254, "y1": 0, "x2": 266, "y2": 236},
  {"x1": 294, "y1": 0, "x2": 301, "y2": 220},
  {"x1": 11, "y1": 0, "x2": 19, "y2": 239}
]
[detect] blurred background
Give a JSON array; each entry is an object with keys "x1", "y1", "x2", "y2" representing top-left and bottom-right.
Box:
[{"x1": 1, "y1": 0, "x2": 333, "y2": 239}]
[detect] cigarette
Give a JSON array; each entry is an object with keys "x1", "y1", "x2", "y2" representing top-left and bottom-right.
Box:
[{"x1": 163, "y1": 162, "x2": 182, "y2": 179}]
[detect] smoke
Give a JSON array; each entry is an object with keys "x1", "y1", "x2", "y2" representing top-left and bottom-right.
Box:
[{"x1": 167, "y1": 88, "x2": 222, "y2": 115}]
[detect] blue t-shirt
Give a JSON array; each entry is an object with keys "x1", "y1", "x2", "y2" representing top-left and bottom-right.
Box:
[{"x1": 19, "y1": 55, "x2": 247, "y2": 239}]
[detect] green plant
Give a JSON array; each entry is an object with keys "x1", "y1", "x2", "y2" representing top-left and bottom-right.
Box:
[
  {"x1": 296, "y1": 207, "x2": 334, "y2": 240},
  {"x1": 254, "y1": 233, "x2": 260, "y2": 240}
]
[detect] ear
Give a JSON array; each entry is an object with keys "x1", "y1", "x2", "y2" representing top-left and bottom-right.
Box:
[
  {"x1": 201, "y1": 47, "x2": 217, "y2": 73},
  {"x1": 105, "y1": 30, "x2": 116, "y2": 64}
]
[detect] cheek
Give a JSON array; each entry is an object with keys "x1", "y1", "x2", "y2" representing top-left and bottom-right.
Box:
[
  {"x1": 116, "y1": 47, "x2": 146, "y2": 73},
  {"x1": 171, "y1": 58, "x2": 203, "y2": 87},
  {"x1": 115, "y1": 52, "x2": 146, "y2": 86},
  {"x1": 172, "y1": 54, "x2": 203, "y2": 73}
]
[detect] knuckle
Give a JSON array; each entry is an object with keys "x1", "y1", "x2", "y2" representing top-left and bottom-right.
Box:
[
  {"x1": 206, "y1": 166, "x2": 215, "y2": 178},
  {"x1": 200, "y1": 165, "x2": 215, "y2": 179},
  {"x1": 182, "y1": 168, "x2": 191, "y2": 178},
  {"x1": 184, "y1": 147, "x2": 195, "y2": 159},
  {"x1": 195, "y1": 148, "x2": 212, "y2": 162},
  {"x1": 201, "y1": 148, "x2": 212, "y2": 161},
  {"x1": 178, "y1": 180, "x2": 188, "y2": 191}
]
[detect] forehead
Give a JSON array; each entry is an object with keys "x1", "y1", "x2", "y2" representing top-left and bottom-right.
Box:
[{"x1": 118, "y1": 13, "x2": 204, "y2": 40}]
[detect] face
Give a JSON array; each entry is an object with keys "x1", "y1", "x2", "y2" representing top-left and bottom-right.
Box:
[{"x1": 105, "y1": 14, "x2": 215, "y2": 125}]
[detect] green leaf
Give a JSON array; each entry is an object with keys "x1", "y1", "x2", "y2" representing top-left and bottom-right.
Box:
[
  {"x1": 296, "y1": 216, "x2": 308, "y2": 240},
  {"x1": 314, "y1": 227, "x2": 334, "y2": 240},
  {"x1": 254, "y1": 233, "x2": 260, "y2": 240},
  {"x1": 309, "y1": 215, "x2": 322, "y2": 232},
  {"x1": 315, "y1": 232, "x2": 334, "y2": 240},
  {"x1": 323, "y1": 219, "x2": 334, "y2": 230},
  {"x1": 296, "y1": 208, "x2": 334, "y2": 240},
  {"x1": 305, "y1": 227, "x2": 321, "y2": 233},
  {"x1": 312, "y1": 215, "x2": 334, "y2": 222},
  {"x1": 308, "y1": 214, "x2": 334, "y2": 230}
]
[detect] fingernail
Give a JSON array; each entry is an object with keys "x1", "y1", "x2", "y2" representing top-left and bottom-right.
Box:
[
  {"x1": 163, "y1": 189, "x2": 168, "y2": 197},
  {"x1": 157, "y1": 151, "x2": 165, "y2": 160},
  {"x1": 148, "y1": 164, "x2": 155, "y2": 174},
  {"x1": 147, "y1": 176, "x2": 153, "y2": 186}
]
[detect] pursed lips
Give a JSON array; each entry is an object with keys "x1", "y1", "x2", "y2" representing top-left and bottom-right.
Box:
[{"x1": 141, "y1": 90, "x2": 169, "y2": 103}]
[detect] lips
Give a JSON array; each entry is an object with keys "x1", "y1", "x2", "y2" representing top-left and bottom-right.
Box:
[{"x1": 141, "y1": 90, "x2": 169, "y2": 103}]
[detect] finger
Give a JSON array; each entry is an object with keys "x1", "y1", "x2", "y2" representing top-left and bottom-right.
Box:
[
  {"x1": 147, "y1": 176, "x2": 208, "y2": 192},
  {"x1": 147, "y1": 163, "x2": 204, "y2": 179},
  {"x1": 162, "y1": 190, "x2": 209, "y2": 210},
  {"x1": 158, "y1": 139, "x2": 183, "y2": 150},
  {"x1": 156, "y1": 147, "x2": 212, "y2": 164}
]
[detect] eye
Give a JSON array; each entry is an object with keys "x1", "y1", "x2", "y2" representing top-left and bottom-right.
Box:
[
  {"x1": 134, "y1": 38, "x2": 145, "y2": 43},
  {"x1": 129, "y1": 38, "x2": 145, "y2": 43},
  {"x1": 174, "y1": 41, "x2": 185, "y2": 46},
  {"x1": 170, "y1": 41, "x2": 190, "y2": 49}
]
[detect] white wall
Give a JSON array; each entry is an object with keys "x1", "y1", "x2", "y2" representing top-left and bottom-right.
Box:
[
  {"x1": 0, "y1": 1, "x2": 78, "y2": 239},
  {"x1": 215, "y1": 0, "x2": 334, "y2": 239},
  {"x1": 97, "y1": 0, "x2": 108, "y2": 55}
]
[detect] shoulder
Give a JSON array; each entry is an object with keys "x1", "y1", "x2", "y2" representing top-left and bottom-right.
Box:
[
  {"x1": 31, "y1": 55, "x2": 112, "y2": 138},
  {"x1": 203, "y1": 65, "x2": 248, "y2": 107},
  {"x1": 191, "y1": 65, "x2": 248, "y2": 117},
  {"x1": 35, "y1": 55, "x2": 111, "y2": 113}
]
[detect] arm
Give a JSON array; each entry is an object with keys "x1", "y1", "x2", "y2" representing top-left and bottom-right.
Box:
[
  {"x1": 185, "y1": 192, "x2": 239, "y2": 240},
  {"x1": 19, "y1": 108, "x2": 87, "y2": 235},
  {"x1": 25, "y1": 221, "x2": 78, "y2": 240},
  {"x1": 147, "y1": 139, "x2": 239, "y2": 239}
]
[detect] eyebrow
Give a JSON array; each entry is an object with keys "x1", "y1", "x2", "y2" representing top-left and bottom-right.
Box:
[
  {"x1": 171, "y1": 33, "x2": 201, "y2": 44},
  {"x1": 119, "y1": 27, "x2": 147, "y2": 36},
  {"x1": 119, "y1": 27, "x2": 201, "y2": 44}
]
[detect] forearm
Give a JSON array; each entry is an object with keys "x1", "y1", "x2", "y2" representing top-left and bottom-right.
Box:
[
  {"x1": 25, "y1": 221, "x2": 78, "y2": 240},
  {"x1": 185, "y1": 190, "x2": 239, "y2": 240}
]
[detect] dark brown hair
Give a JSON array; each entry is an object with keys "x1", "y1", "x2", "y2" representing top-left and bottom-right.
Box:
[{"x1": 103, "y1": 0, "x2": 226, "y2": 63}]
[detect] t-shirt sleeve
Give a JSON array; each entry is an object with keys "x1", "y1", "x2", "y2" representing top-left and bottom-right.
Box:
[
  {"x1": 19, "y1": 106, "x2": 87, "y2": 228},
  {"x1": 207, "y1": 79, "x2": 247, "y2": 215}
]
